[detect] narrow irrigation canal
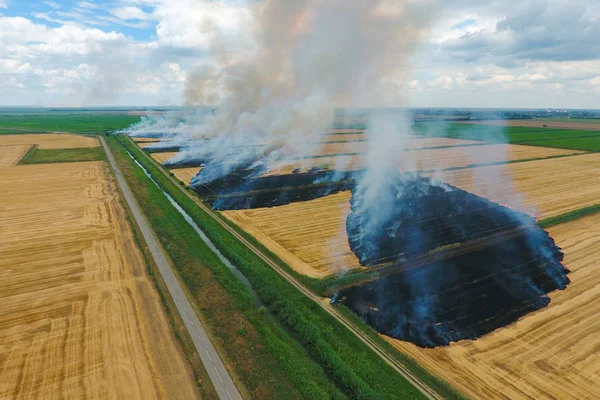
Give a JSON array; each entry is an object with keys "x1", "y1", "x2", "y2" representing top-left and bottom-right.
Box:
[{"x1": 125, "y1": 149, "x2": 265, "y2": 305}]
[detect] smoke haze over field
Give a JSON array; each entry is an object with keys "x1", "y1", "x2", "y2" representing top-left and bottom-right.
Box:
[
  {"x1": 122, "y1": 0, "x2": 572, "y2": 346},
  {"x1": 126, "y1": 0, "x2": 439, "y2": 179}
]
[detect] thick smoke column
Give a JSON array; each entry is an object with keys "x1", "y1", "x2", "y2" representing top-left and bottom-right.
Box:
[{"x1": 126, "y1": 0, "x2": 439, "y2": 179}]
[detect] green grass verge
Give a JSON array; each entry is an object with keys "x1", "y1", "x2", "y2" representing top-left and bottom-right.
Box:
[
  {"x1": 107, "y1": 136, "x2": 345, "y2": 400},
  {"x1": 518, "y1": 136, "x2": 600, "y2": 151},
  {"x1": 0, "y1": 114, "x2": 140, "y2": 134},
  {"x1": 19, "y1": 146, "x2": 105, "y2": 164},
  {"x1": 111, "y1": 167, "x2": 218, "y2": 399},
  {"x1": 538, "y1": 204, "x2": 600, "y2": 228},
  {"x1": 117, "y1": 134, "x2": 460, "y2": 400}
]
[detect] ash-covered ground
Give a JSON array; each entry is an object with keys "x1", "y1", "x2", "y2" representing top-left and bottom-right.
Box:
[
  {"x1": 189, "y1": 163, "x2": 570, "y2": 348},
  {"x1": 338, "y1": 173, "x2": 569, "y2": 347}
]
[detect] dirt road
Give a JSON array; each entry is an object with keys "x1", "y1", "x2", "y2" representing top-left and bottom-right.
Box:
[{"x1": 100, "y1": 137, "x2": 242, "y2": 400}]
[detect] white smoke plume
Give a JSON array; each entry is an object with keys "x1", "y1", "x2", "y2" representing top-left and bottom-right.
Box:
[{"x1": 126, "y1": 0, "x2": 439, "y2": 172}]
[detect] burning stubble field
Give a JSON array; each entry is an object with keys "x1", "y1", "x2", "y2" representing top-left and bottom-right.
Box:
[
  {"x1": 424, "y1": 152, "x2": 600, "y2": 219},
  {"x1": 0, "y1": 135, "x2": 198, "y2": 399},
  {"x1": 387, "y1": 212, "x2": 600, "y2": 400},
  {"x1": 131, "y1": 124, "x2": 600, "y2": 398}
]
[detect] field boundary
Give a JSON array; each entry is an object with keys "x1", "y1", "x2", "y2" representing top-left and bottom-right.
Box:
[{"x1": 538, "y1": 203, "x2": 600, "y2": 228}]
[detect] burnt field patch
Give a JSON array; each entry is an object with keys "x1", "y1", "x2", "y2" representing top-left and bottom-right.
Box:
[
  {"x1": 190, "y1": 163, "x2": 570, "y2": 349},
  {"x1": 336, "y1": 230, "x2": 568, "y2": 347},
  {"x1": 337, "y1": 174, "x2": 569, "y2": 347},
  {"x1": 192, "y1": 166, "x2": 357, "y2": 210}
]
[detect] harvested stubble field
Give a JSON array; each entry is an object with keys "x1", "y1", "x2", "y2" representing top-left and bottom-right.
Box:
[
  {"x1": 132, "y1": 137, "x2": 162, "y2": 143},
  {"x1": 222, "y1": 191, "x2": 360, "y2": 278},
  {"x1": 0, "y1": 157, "x2": 198, "y2": 398},
  {"x1": 150, "y1": 151, "x2": 179, "y2": 163},
  {"x1": 172, "y1": 167, "x2": 203, "y2": 185},
  {"x1": 0, "y1": 133, "x2": 98, "y2": 149},
  {"x1": 386, "y1": 211, "x2": 600, "y2": 400},
  {"x1": 296, "y1": 136, "x2": 483, "y2": 157},
  {"x1": 266, "y1": 143, "x2": 581, "y2": 177},
  {"x1": 0, "y1": 145, "x2": 32, "y2": 166},
  {"x1": 397, "y1": 144, "x2": 580, "y2": 172},
  {"x1": 425, "y1": 153, "x2": 600, "y2": 219}
]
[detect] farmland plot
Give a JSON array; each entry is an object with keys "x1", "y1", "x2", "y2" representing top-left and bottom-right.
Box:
[
  {"x1": 265, "y1": 143, "x2": 582, "y2": 176},
  {"x1": 172, "y1": 167, "x2": 203, "y2": 185},
  {"x1": 427, "y1": 153, "x2": 600, "y2": 219},
  {"x1": 386, "y1": 212, "x2": 600, "y2": 400},
  {"x1": 222, "y1": 191, "x2": 360, "y2": 278},
  {"x1": 132, "y1": 137, "x2": 162, "y2": 143},
  {"x1": 0, "y1": 160, "x2": 198, "y2": 399},
  {"x1": 151, "y1": 151, "x2": 179, "y2": 163},
  {"x1": 0, "y1": 133, "x2": 98, "y2": 149},
  {"x1": 0, "y1": 145, "x2": 31, "y2": 166}
]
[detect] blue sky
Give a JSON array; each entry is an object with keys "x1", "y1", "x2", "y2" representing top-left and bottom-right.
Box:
[
  {"x1": 0, "y1": 0, "x2": 599, "y2": 108},
  {"x1": 3, "y1": 0, "x2": 157, "y2": 40}
]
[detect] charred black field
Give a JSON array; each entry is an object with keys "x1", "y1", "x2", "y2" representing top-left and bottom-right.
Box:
[
  {"x1": 191, "y1": 166, "x2": 357, "y2": 210},
  {"x1": 180, "y1": 160, "x2": 570, "y2": 348}
]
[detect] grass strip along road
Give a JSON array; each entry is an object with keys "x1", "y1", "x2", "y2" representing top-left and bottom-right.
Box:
[
  {"x1": 108, "y1": 135, "x2": 347, "y2": 400},
  {"x1": 100, "y1": 137, "x2": 242, "y2": 400},
  {"x1": 116, "y1": 134, "x2": 463, "y2": 400}
]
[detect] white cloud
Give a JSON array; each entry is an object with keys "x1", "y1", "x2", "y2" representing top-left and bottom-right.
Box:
[
  {"x1": 43, "y1": 1, "x2": 61, "y2": 9},
  {"x1": 77, "y1": 1, "x2": 99, "y2": 9},
  {"x1": 0, "y1": 0, "x2": 599, "y2": 107},
  {"x1": 111, "y1": 6, "x2": 153, "y2": 21}
]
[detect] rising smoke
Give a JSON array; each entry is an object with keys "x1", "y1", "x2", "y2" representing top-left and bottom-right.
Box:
[
  {"x1": 125, "y1": 0, "x2": 439, "y2": 180},
  {"x1": 122, "y1": 0, "x2": 571, "y2": 347}
]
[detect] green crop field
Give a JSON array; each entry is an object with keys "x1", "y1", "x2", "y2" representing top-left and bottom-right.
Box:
[
  {"x1": 19, "y1": 147, "x2": 106, "y2": 164},
  {"x1": 411, "y1": 122, "x2": 600, "y2": 150},
  {"x1": 0, "y1": 114, "x2": 141, "y2": 134},
  {"x1": 518, "y1": 136, "x2": 600, "y2": 151}
]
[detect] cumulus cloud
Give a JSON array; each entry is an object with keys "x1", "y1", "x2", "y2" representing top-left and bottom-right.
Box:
[
  {"x1": 111, "y1": 6, "x2": 153, "y2": 21},
  {"x1": 0, "y1": 0, "x2": 599, "y2": 107}
]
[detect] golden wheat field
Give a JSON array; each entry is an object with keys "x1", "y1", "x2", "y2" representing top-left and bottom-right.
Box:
[
  {"x1": 387, "y1": 212, "x2": 600, "y2": 400},
  {"x1": 427, "y1": 153, "x2": 600, "y2": 219},
  {"x1": 139, "y1": 141, "x2": 160, "y2": 148},
  {"x1": 321, "y1": 135, "x2": 480, "y2": 147},
  {"x1": 0, "y1": 145, "x2": 32, "y2": 166},
  {"x1": 172, "y1": 167, "x2": 203, "y2": 184},
  {"x1": 264, "y1": 143, "x2": 581, "y2": 176},
  {"x1": 132, "y1": 137, "x2": 162, "y2": 143},
  {"x1": 294, "y1": 136, "x2": 485, "y2": 157},
  {"x1": 0, "y1": 160, "x2": 199, "y2": 399},
  {"x1": 150, "y1": 151, "x2": 179, "y2": 163},
  {"x1": 0, "y1": 134, "x2": 98, "y2": 149},
  {"x1": 222, "y1": 191, "x2": 360, "y2": 278}
]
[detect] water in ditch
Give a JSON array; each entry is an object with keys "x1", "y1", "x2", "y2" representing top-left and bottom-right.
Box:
[{"x1": 126, "y1": 149, "x2": 263, "y2": 305}]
